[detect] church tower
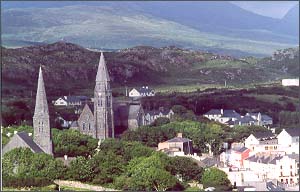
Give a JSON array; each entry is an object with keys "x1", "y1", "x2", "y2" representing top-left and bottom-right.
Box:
[
  {"x1": 94, "y1": 52, "x2": 114, "y2": 139},
  {"x1": 33, "y1": 66, "x2": 53, "y2": 155}
]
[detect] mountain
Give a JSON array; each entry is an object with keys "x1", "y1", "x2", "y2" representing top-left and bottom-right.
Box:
[
  {"x1": 1, "y1": 2, "x2": 298, "y2": 56},
  {"x1": 2, "y1": 42, "x2": 298, "y2": 98},
  {"x1": 274, "y1": 4, "x2": 299, "y2": 36}
]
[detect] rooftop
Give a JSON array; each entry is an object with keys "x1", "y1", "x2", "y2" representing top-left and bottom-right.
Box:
[{"x1": 17, "y1": 132, "x2": 44, "y2": 153}]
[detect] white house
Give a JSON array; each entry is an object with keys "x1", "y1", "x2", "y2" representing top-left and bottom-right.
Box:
[
  {"x1": 129, "y1": 86, "x2": 155, "y2": 98},
  {"x1": 244, "y1": 153, "x2": 299, "y2": 185},
  {"x1": 53, "y1": 96, "x2": 90, "y2": 106},
  {"x1": 282, "y1": 79, "x2": 299, "y2": 87},
  {"x1": 203, "y1": 109, "x2": 241, "y2": 125},
  {"x1": 54, "y1": 97, "x2": 68, "y2": 106},
  {"x1": 277, "y1": 128, "x2": 299, "y2": 146}
]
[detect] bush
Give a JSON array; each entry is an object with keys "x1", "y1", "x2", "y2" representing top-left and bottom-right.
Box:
[{"x1": 3, "y1": 176, "x2": 52, "y2": 187}]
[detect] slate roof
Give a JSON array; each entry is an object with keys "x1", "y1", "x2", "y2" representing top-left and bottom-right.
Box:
[
  {"x1": 285, "y1": 128, "x2": 299, "y2": 137},
  {"x1": 201, "y1": 157, "x2": 217, "y2": 167},
  {"x1": 238, "y1": 116, "x2": 256, "y2": 124},
  {"x1": 287, "y1": 153, "x2": 299, "y2": 162},
  {"x1": 138, "y1": 87, "x2": 154, "y2": 94},
  {"x1": 205, "y1": 109, "x2": 222, "y2": 115},
  {"x1": 144, "y1": 108, "x2": 172, "y2": 116},
  {"x1": 66, "y1": 96, "x2": 90, "y2": 103},
  {"x1": 253, "y1": 131, "x2": 275, "y2": 139},
  {"x1": 232, "y1": 147, "x2": 249, "y2": 153},
  {"x1": 70, "y1": 121, "x2": 78, "y2": 128},
  {"x1": 204, "y1": 109, "x2": 241, "y2": 119},
  {"x1": 247, "y1": 112, "x2": 273, "y2": 121},
  {"x1": 246, "y1": 154, "x2": 283, "y2": 165},
  {"x1": 17, "y1": 132, "x2": 44, "y2": 153},
  {"x1": 166, "y1": 137, "x2": 191, "y2": 143}
]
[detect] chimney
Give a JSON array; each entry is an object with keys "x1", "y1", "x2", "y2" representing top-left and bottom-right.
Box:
[
  {"x1": 221, "y1": 109, "x2": 224, "y2": 115},
  {"x1": 177, "y1": 133, "x2": 183, "y2": 138}
]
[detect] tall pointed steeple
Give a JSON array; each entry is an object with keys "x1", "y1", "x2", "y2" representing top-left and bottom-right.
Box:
[
  {"x1": 94, "y1": 52, "x2": 114, "y2": 140},
  {"x1": 96, "y1": 52, "x2": 110, "y2": 82},
  {"x1": 34, "y1": 66, "x2": 49, "y2": 115},
  {"x1": 33, "y1": 66, "x2": 53, "y2": 155}
]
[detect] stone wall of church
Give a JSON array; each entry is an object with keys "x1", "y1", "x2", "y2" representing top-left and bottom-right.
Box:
[{"x1": 78, "y1": 111, "x2": 96, "y2": 138}]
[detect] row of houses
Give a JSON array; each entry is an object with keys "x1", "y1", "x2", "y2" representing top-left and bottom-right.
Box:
[
  {"x1": 53, "y1": 86, "x2": 155, "y2": 107},
  {"x1": 220, "y1": 128, "x2": 299, "y2": 186},
  {"x1": 204, "y1": 109, "x2": 273, "y2": 127}
]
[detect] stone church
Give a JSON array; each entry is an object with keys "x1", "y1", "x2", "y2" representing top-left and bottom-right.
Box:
[
  {"x1": 3, "y1": 67, "x2": 53, "y2": 155},
  {"x1": 71, "y1": 52, "x2": 114, "y2": 139}
]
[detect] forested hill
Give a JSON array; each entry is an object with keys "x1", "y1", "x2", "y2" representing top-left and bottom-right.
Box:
[{"x1": 2, "y1": 42, "x2": 299, "y2": 98}]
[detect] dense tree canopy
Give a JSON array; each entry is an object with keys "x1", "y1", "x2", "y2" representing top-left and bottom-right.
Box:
[
  {"x1": 201, "y1": 167, "x2": 231, "y2": 191},
  {"x1": 3, "y1": 148, "x2": 66, "y2": 187}
]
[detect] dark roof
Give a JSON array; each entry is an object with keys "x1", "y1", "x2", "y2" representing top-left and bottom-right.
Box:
[
  {"x1": 59, "y1": 113, "x2": 79, "y2": 121},
  {"x1": 204, "y1": 109, "x2": 241, "y2": 118},
  {"x1": 287, "y1": 153, "x2": 299, "y2": 162},
  {"x1": 269, "y1": 156, "x2": 283, "y2": 164},
  {"x1": 232, "y1": 147, "x2": 249, "y2": 153},
  {"x1": 66, "y1": 96, "x2": 90, "y2": 103},
  {"x1": 253, "y1": 131, "x2": 275, "y2": 139},
  {"x1": 204, "y1": 109, "x2": 222, "y2": 115},
  {"x1": 138, "y1": 87, "x2": 154, "y2": 94},
  {"x1": 17, "y1": 132, "x2": 44, "y2": 153},
  {"x1": 144, "y1": 108, "x2": 172, "y2": 116},
  {"x1": 201, "y1": 157, "x2": 217, "y2": 167},
  {"x1": 239, "y1": 116, "x2": 256, "y2": 123},
  {"x1": 247, "y1": 112, "x2": 273, "y2": 121},
  {"x1": 70, "y1": 121, "x2": 78, "y2": 127},
  {"x1": 285, "y1": 128, "x2": 299, "y2": 137},
  {"x1": 166, "y1": 137, "x2": 191, "y2": 143}
]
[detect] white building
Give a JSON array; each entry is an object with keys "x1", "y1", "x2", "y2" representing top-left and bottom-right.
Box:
[
  {"x1": 277, "y1": 128, "x2": 299, "y2": 146},
  {"x1": 129, "y1": 86, "x2": 155, "y2": 98},
  {"x1": 53, "y1": 96, "x2": 90, "y2": 106},
  {"x1": 244, "y1": 153, "x2": 299, "y2": 185},
  {"x1": 282, "y1": 79, "x2": 299, "y2": 86}
]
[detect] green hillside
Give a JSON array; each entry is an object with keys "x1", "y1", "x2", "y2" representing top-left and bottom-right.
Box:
[
  {"x1": 2, "y1": 5, "x2": 297, "y2": 57},
  {"x1": 2, "y1": 42, "x2": 299, "y2": 100}
]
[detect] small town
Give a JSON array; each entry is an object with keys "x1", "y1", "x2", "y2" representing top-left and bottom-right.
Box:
[{"x1": 1, "y1": 1, "x2": 299, "y2": 192}]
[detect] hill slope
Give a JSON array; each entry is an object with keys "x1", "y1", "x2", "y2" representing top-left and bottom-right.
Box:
[
  {"x1": 1, "y1": 2, "x2": 298, "y2": 56},
  {"x1": 2, "y1": 42, "x2": 298, "y2": 98}
]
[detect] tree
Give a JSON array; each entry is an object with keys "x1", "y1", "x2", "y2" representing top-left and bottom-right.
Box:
[
  {"x1": 127, "y1": 154, "x2": 178, "y2": 191},
  {"x1": 67, "y1": 156, "x2": 94, "y2": 182},
  {"x1": 167, "y1": 156, "x2": 203, "y2": 182},
  {"x1": 2, "y1": 148, "x2": 66, "y2": 187},
  {"x1": 151, "y1": 117, "x2": 170, "y2": 126},
  {"x1": 201, "y1": 167, "x2": 231, "y2": 191}
]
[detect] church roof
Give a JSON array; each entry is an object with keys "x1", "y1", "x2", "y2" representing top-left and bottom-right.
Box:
[
  {"x1": 17, "y1": 132, "x2": 44, "y2": 153},
  {"x1": 96, "y1": 52, "x2": 110, "y2": 82},
  {"x1": 34, "y1": 66, "x2": 49, "y2": 116}
]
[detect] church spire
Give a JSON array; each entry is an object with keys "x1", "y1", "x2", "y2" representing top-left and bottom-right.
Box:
[
  {"x1": 33, "y1": 66, "x2": 53, "y2": 155},
  {"x1": 34, "y1": 66, "x2": 49, "y2": 115},
  {"x1": 96, "y1": 52, "x2": 110, "y2": 82}
]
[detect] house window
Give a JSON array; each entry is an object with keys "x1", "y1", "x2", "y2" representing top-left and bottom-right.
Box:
[
  {"x1": 88, "y1": 123, "x2": 91, "y2": 130},
  {"x1": 280, "y1": 172, "x2": 283, "y2": 176},
  {"x1": 290, "y1": 165, "x2": 293, "y2": 169},
  {"x1": 290, "y1": 171, "x2": 293, "y2": 176},
  {"x1": 274, "y1": 146, "x2": 277, "y2": 149},
  {"x1": 265, "y1": 146, "x2": 268, "y2": 150},
  {"x1": 83, "y1": 123, "x2": 85, "y2": 130},
  {"x1": 280, "y1": 166, "x2": 283, "y2": 169}
]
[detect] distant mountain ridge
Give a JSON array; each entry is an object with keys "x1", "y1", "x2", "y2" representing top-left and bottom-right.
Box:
[{"x1": 1, "y1": 2, "x2": 298, "y2": 56}]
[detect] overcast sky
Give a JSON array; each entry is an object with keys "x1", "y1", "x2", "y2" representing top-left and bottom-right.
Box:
[{"x1": 231, "y1": 1, "x2": 299, "y2": 19}]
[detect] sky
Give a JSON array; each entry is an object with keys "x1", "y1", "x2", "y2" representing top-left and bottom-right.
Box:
[{"x1": 231, "y1": 1, "x2": 299, "y2": 19}]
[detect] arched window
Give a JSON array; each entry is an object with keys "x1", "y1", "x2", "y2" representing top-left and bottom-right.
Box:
[
  {"x1": 83, "y1": 123, "x2": 85, "y2": 130},
  {"x1": 88, "y1": 123, "x2": 91, "y2": 130}
]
